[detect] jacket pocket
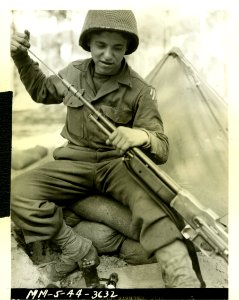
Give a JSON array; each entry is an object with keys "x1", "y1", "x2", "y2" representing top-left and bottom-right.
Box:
[
  {"x1": 100, "y1": 105, "x2": 133, "y2": 125},
  {"x1": 63, "y1": 91, "x2": 85, "y2": 141},
  {"x1": 63, "y1": 90, "x2": 84, "y2": 108}
]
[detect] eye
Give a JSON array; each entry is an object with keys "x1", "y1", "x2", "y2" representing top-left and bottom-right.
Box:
[
  {"x1": 95, "y1": 42, "x2": 105, "y2": 48},
  {"x1": 113, "y1": 46, "x2": 124, "y2": 51}
]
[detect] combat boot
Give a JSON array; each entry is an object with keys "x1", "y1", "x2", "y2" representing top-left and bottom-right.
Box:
[
  {"x1": 155, "y1": 240, "x2": 201, "y2": 288},
  {"x1": 41, "y1": 221, "x2": 99, "y2": 282}
]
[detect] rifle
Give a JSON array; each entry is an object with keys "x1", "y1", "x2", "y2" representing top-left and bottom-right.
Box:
[{"x1": 28, "y1": 49, "x2": 228, "y2": 263}]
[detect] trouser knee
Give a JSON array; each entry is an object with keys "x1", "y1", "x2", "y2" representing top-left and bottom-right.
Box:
[
  {"x1": 11, "y1": 173, "x2": 43, "y2": 220},
  {"x1": 11, "y1": 176, "x2": 27, "y2": 212}
]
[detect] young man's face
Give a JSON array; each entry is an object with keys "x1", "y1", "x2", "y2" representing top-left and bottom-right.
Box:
[{"x1": 89, "y1": 31, "x2": 128, "y2": 75}]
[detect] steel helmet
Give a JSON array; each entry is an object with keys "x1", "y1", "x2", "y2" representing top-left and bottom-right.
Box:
[{"x1": 79, "y1": 10, "x2": 139, "y2": 55}]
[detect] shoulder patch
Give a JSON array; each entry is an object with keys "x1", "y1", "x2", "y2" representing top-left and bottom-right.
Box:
[{"x1": 150, "y1": 87, "x2": 157, "y2": 101}]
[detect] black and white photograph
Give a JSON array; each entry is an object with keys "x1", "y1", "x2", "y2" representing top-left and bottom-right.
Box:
[{"x1": 0, "y1": 0, "x2": 238, "y2": 299}]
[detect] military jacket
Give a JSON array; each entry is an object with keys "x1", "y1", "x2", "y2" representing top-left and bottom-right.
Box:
[{"x1": 13, "y1": 53, "x2": 169, "y2": 164}]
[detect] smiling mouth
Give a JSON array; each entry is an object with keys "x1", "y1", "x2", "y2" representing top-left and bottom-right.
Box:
[{"x1": 100, "y1": 61, "x2": 113, "y2": 66}]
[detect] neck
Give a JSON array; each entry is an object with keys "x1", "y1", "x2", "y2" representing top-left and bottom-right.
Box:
[{"x1": 94, "y1": 71, "x2": 111, "y2": 78}]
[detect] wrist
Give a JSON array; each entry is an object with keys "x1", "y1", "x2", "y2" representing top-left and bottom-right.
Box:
[
  {"x1": 140, "y1": 129, "x2": 151, "y2": 148},
  {"x1": 11, "y1": 50, "x2": 28, "y2": 59}
]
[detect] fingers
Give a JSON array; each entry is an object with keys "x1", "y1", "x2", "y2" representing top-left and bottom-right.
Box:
[
  {"x1": 11, "y1": 37, "x2": 29, "y2": 52},
  {"x1": 24, "y1": 30, "x2": 30, "y2": 40},
  {"x1": 106, "y1": 128, "x2": 131, "y2": 153},
  {"x1": 111, "y1": 136, "x2": 127, "y2": 153},
  {"x1": 10, "y1": 31, "x2": 31, "y2": 56},
  {"x1": 106, "y1": 127, "x2": 149, "y2": 153}
]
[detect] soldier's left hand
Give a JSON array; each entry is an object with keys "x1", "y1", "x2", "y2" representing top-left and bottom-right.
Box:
[{"x1": 106, "y1": 127, "x2": 149, "y2": 153}]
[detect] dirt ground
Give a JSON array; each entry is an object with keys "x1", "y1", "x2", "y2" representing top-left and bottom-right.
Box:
[{"x1": 11, "y1": 227, "x2": 228, "y2": 289}]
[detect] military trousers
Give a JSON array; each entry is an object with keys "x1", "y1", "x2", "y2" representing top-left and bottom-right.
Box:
[{"x1": 11, "y1": 145, "x2": 182, "y2": 256}]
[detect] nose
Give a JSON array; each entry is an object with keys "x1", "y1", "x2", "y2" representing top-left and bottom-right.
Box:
[{"x1": 103, "y1": 47, "x2": 113, "y2": 61}]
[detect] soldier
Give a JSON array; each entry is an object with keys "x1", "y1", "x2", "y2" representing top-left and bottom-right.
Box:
[{"x1": 11, "y1": 10, "x2": 201, "y2": 287}]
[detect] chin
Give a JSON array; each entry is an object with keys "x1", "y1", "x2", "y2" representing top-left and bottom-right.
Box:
[{"x1": 95, "y1": 64, "x2": 119, "y2": 76}]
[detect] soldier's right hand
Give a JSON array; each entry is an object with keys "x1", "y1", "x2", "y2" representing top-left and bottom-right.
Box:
[{"x1": 11, "y1": 29, "x2": 31, "y2": 57}]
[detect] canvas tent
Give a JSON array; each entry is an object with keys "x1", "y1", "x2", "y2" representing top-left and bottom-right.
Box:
[{"x1": 146, "y1": 48, "x2": 228, "y2": 223}]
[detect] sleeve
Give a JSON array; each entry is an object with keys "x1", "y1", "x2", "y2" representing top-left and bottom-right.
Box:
[
  {"x1": 12, "y1": 52, "x2": 64, "y2": 105},
  {"x1": 133, "y1": 85, "x2": 169, "y2": 164}
]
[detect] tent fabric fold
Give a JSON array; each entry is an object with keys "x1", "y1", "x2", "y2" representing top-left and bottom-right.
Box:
[{"x1": 146, "y1": 48, "x2": 228, "y2": 220}]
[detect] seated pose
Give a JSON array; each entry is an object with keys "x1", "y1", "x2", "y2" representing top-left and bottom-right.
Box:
[{"x1": 11, "y1": 10, "x2": 201, "y2": 287}]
